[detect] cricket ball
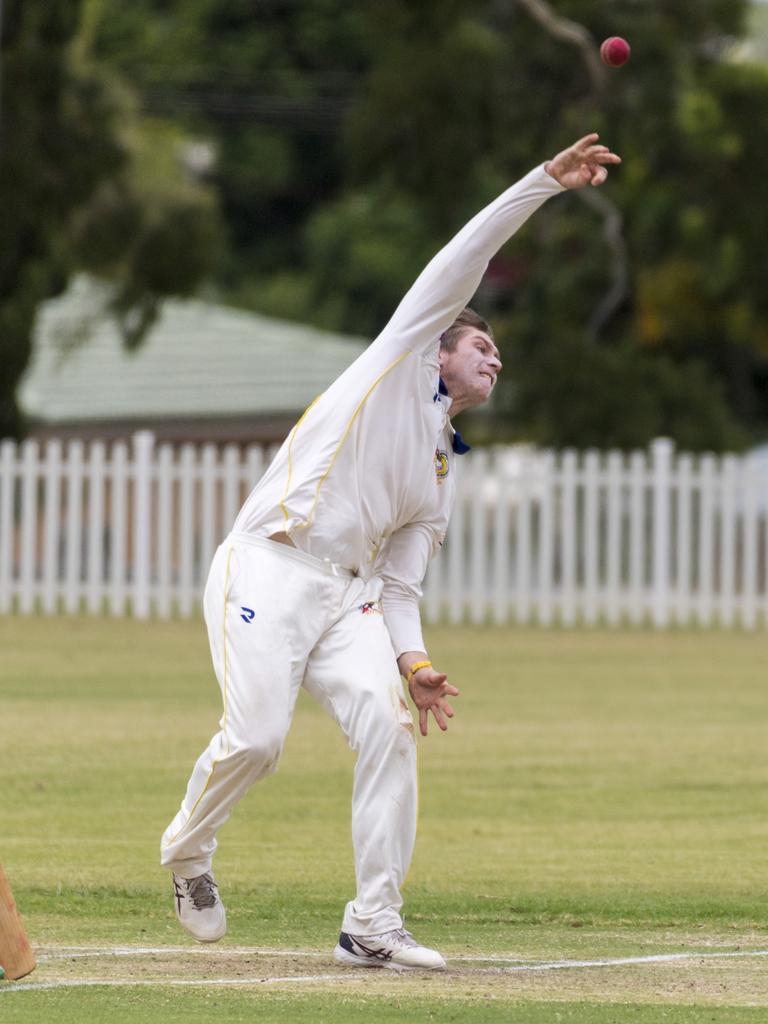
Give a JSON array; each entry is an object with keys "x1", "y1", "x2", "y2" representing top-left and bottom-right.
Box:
[{"x1": 600, "y1": 36, "x2": 631, "y2": 68}]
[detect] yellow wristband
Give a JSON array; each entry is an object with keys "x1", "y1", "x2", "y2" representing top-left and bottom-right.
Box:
[{"x1": 405, "y1": 660, "x2": 432, "y2": 683}]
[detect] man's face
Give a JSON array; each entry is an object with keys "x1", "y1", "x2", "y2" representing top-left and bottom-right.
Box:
[{"x1": 438, "y1": 330, "x2": 502, "y2": 413}]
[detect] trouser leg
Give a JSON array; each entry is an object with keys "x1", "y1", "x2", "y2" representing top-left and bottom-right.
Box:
[
  {"x1": 304, "y1": 593, "x2": 417, "y2": 936},
  {"x1": 160, "y1": 541, "x2": 317, "y2": 876}
]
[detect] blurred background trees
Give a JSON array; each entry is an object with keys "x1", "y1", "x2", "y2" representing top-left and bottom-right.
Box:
[
  {"x1": 0, "y1": 1, "x2": 122, "y2": 437},
  {"x1": 3, "y1": 0, "x2": 768, "y2": 449},
  {"x1": 0, "y1": 0, "x2": 222, "y2": 437}
]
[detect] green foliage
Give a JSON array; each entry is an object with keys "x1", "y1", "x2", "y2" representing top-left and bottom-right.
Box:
[
  {"x1": 298, "y1": 187, "x2": 436, "y2": 333},
  {"x1": 0, "y1": 0, "x2": 122, "y2": 436},
  {"x1": 0, "y1": 0, "x2": 224, "y2": 438},
  {"x1": 89, "y1": 0, "x2": 369, "y2": 277},
  {"x1": 25, "y1": 0, "x2": 768, "y2": 448},
  {"x1": 497, "y1": 330, "x2": 748, "y2": 450}
]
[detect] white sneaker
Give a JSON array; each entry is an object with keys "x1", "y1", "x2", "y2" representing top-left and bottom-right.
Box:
[
  {"x1": 334, "y1": 928, "x2": 446, "y2": 971},
  {"x1": 172, "y1": 872, "x2": 227, "y2": 942}
]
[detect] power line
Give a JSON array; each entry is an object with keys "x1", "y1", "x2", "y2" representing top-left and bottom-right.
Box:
[
  {"x1": 141, "y1": 89, "x2": 354, "y2": 130},
  {"x1": 0, "y1": 0, "x2": 4, "y2": 156}
]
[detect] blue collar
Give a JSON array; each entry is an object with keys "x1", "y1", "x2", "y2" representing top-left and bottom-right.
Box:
[
  {"x1": 435, "y1": 376, "x2": 471, "y2": 454},
  {"x1": 452, "y1": 430, "x2": 471, "y2": 455}
]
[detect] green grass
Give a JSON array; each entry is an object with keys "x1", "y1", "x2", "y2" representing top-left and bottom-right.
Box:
[
  {"x1": 1, "y1": 617, "x2": 768, "y2": 1021},
  {"x1": 4, "y1": 992, "x2": 768, "y2": 1024}
]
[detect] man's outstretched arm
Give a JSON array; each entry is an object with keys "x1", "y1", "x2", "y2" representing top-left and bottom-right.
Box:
[{"x1": 374, "y1": 133, "x2": 621, "y2": 361}]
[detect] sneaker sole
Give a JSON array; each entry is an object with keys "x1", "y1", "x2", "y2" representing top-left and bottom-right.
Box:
[
  {"x1": 193, "y1": 930, "x2": 226, "y2": 944},
  {"x1": 175, "y1": 912, "x2": 227, "y2": 944},
  {"x1": 333, "y1": 944, "x2": 445, "y2": 972}
]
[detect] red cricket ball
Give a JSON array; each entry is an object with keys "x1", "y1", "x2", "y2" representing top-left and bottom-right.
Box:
[{"x1": 600, "y1": 36, "x2": 631, "y2": 68}]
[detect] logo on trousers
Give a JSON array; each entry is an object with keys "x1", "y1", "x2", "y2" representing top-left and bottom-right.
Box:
[
  {"x1": 240, "y1": 607, "x2": 255, "y2": 623},
  {"x1": 359, "y1": 601, "x2": 382, "y2": 615}
]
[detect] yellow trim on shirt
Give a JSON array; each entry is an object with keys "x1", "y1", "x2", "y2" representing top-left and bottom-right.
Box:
[
  {"x1": 291, "y1": 351, "x2": 411, "y2": 533},
  {"x1": 280, "y1": 394, "x2": 323, "y2": 529}
]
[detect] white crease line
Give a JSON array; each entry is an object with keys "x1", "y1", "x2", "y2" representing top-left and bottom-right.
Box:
[
  {"x1": 456, "y1": 946, "x2": 768, "y2": 970},
  {"x1": 454, "y1": 950, "x2": 768, "y2": 971},
  {"x1": 34, "y1": 945, "x2": 768, "y2": 969},
  {"x1": 37, "y1": 946, "x2": 326, "y2": 961}
]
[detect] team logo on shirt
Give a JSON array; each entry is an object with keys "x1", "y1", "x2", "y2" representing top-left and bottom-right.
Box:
[{"x1": 434, "y1": 448, "x2": 449, "y2": 481}]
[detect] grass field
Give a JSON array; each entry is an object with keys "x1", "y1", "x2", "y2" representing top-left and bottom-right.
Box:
[{"x1": 1, "y1": 616, "x2": 768, "y2": 1022}]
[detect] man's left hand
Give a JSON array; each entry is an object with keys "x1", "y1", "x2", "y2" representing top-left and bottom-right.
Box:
[
  {"x1": 408, "y1": 666, "x2": 459, "y2": 737},
  {"x1": 544, "y1": 133, "x2": 621, "y2": 189}
]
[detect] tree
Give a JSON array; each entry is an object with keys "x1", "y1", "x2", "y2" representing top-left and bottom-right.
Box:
[
  {"x1": 0, "y1": 1, "x2": 120, "y2": 436},
  {"x1": 0, "y1": 0, "x2": 223, "y2": 438},
  {"x1": 85, "y1": 0, "x2": 768, "y2": 450},
  {"x1": 315, "y1": 0, "x2": 765, "y2": 449},
  {"x1": 88, "y1": 0, "x2": 369, "y2": 296}
]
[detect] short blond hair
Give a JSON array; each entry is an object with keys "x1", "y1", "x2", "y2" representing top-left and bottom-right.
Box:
[{"x1": 439, "y1": 307, "x2": 494, "y2": 352}]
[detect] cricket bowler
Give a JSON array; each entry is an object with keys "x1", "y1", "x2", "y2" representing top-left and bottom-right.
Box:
[{"x1": 161, "y1": 133, "x2": 621, "y2": 970}]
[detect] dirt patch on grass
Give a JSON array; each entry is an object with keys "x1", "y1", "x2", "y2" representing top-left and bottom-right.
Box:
[
  {"x1": 9, "y1": 940, "x2": 766, "y2": 1007},
  {"x1": 37, "y1": 947, "x2": 336, "y2": 985},
  {"x1": 453, "y1": 956, "x2": 768, "y2": 1006}
]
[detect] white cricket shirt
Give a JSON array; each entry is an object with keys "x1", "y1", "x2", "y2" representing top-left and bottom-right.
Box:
[{"x1": 233, "y1": 164, "x2": 565, "y2": 655}]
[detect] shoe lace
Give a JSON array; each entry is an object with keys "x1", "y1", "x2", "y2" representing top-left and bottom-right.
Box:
[
  {"x1": 384, "y1": 927, "x2": 418, "y2": 947},
  {"x1": 186, "y1": 873, "x2": 218, "y2": 910}
]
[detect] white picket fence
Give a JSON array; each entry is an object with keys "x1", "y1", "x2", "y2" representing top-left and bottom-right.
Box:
[{"x1": 1, "y1": 432, "x2": 767, "y2": 628}]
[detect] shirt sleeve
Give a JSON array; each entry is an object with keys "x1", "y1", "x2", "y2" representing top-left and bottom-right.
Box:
[
  {"x1": 371, "y1": 164, "x2": 565, "y2": 361},
  {"x1": 377, "y1": 521, "x2": 441, "y2": 658}
]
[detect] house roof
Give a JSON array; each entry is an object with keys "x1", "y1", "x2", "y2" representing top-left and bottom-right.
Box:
[{"x1": 20, "y1": 278, "x2": 368, "y2": 424}]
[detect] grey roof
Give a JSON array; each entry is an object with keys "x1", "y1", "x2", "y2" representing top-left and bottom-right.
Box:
[{"x1": 20, "y1": 278, "x2": 368, "y2": 423}]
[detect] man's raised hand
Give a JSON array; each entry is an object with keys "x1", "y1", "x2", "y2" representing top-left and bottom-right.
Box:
[{"x1": 544, "y1": 133, "x2": 621, "y2": 189}]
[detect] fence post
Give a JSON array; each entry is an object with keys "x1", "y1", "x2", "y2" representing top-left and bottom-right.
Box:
[
  {"x1": 42, "y1": 440, "x2": 63, "y2": 615},
  {"x1": 156, "y1": 443, "x2": 173, "y2": 619},
  {"x1": 64, "y1": 440, "x2": 84, "y2": 614},
  {"x1": 605, "y1": 450, "x2": 623, "y2": 626},
  {"x1": 492, "y1": 448, "x2": 510, "y2": 626},
  {"x1": 720, "y1": 455, "x2": 737, "y2": 627},
  {"x1": 19, "y1": 440, "x2": 39, "y2": 614},
  {"x1": 132, "y1": 431, "x2": 155, "y2": 619},
  {"x1": 560, "y1": 449, "x2": 577, "y2": 626},
  {"x1": 178, "y1": 444, "x2": 196, "y2": 617},
  {"x1": 86, "y1": 442, "x2": 106, "y2": 614},
  {"x1": 628, "y1": 449, "x2": 646, "y2": 625},
  {"x1": 582, "y1": 449, "x2": 600, "y2": 625},
  {"x1": 741, "y1": 454, "x2": 759, "y2": 630},
  {"x1": 0, "y1": 440, "x2": 15, "y2": 613},
  {"x1": 469, "y1": 448, "x2": 488, "y2": 625},
  {"x1": 536, "y1": 450, "x2": 555, "y2": 626},
  {"x1": 697, "y1": 453, "x2": 716, "y2": 627},
  {"x1": 675, "y1": 453, "x2": 693, "y2": 627},
  {"x1": 651, "y1": 437, "x2": 674, "y2": 628}
]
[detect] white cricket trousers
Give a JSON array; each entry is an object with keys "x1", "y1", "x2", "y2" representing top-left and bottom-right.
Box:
[{"x1": 160, "y1": 533, "x2": 417, "y2": 936}]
